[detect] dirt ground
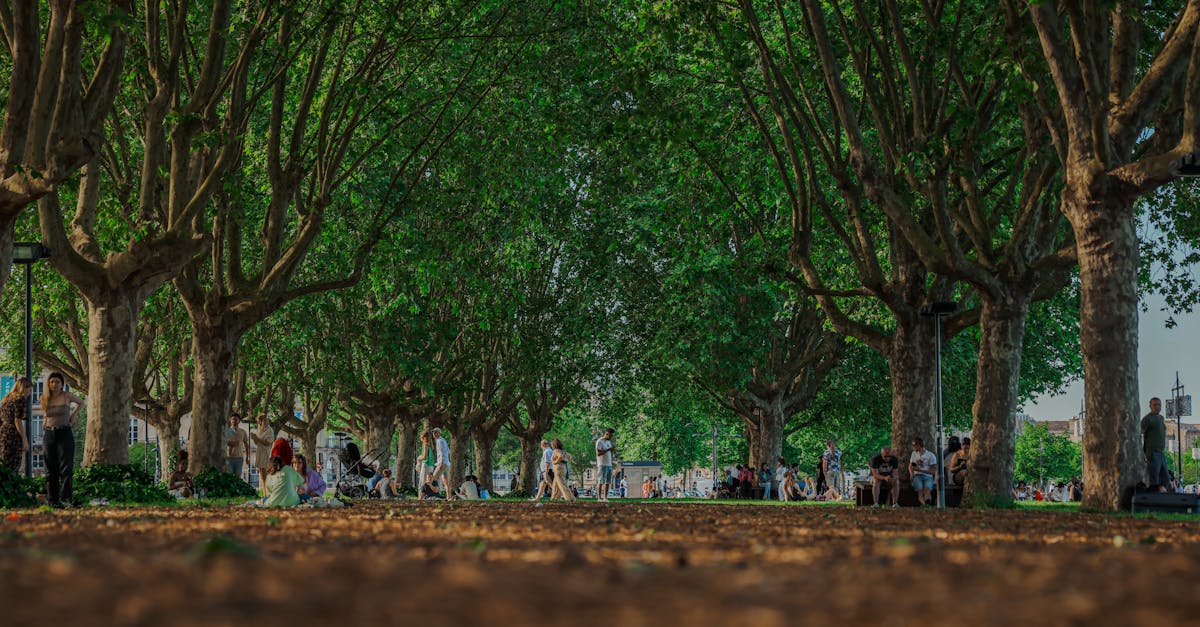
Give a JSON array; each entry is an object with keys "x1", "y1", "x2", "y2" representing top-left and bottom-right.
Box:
[{"x1": 2, "y1": 501, "x2": 1199, "y2": 626}]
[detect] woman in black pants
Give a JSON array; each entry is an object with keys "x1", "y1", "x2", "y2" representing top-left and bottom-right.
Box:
[{"x1": 42, "y1": 372, "x2": 83, "y2": 508}]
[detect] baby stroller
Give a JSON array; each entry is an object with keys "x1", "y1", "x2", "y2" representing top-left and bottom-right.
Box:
[{"x1": 334, "y1": 442, "x2": 385, "y2": 499}]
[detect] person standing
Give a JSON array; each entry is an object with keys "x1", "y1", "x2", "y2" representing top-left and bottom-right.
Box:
[
  {"x1": 775, "y1": 457, "x2": 788, "y2": 501},
  {"x1": 416, "y1": 430, "x2": 437, "y2": 495},
  {"x1": 550, "y1": 439, "x2": 575, "y2": 501},
  {"x1": 822, "y1": 439, "x2": 843, "y2": 499},
  {"x1": 909, "y1": 438, "x2": 938, "y2": 506},
  {"x1": 42, "y1": 372, "x2": 83, "y2": 508},
  {"x1": 595, "y1": 427, "x2": 616, "y2": 502},
  {"x1": 1142, "y1": 397, "x2": 1169, "y2": 492},
  {"x1": 869, "y1": 446, "x2": 900, "y2": 507},
  {"x1": 432, "y1": 427, "x2": 451, "y2": 499},
  {"x1": 0, "y1": 377, "x2": 33, "y2": 472},
  {"x1": 224, "y1": 412, "x2": 249, "y2": 479},
  {"x1": 530, "y1": 439, "x2": 554, "y2": 501},
  {"x1": 250, "y1": 414, "x2": 274, "y2": 495}
]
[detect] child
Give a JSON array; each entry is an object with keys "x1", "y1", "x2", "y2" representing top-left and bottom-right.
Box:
[{"x1": 263, "y1": 456, "x2": 302, "y2": 507}]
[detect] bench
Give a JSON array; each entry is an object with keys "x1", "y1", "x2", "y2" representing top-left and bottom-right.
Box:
[{"x1": 854, "y1": 480, "x2": 963, "y2": 507}]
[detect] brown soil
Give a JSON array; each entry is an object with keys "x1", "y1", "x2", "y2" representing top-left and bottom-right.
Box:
[{"x1": 2, "y1": 501, "x2": 1199, "y2": 626}]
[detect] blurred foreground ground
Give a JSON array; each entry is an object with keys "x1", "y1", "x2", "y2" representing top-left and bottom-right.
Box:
[{"x1": 2, "y1": 501, "x2": 1199, "y2": 626}]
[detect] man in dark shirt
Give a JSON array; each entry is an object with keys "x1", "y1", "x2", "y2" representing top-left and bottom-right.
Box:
[
  {"x1": 1142, "y1": 397, "x2": 1169, "y2": 492},
  {"x1": 869, "y1": 445, "x2": 900, "y2": 507}
]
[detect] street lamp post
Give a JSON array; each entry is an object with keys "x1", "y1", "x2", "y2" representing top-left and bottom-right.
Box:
[
  {"x1": 13, "y1": 243, "x2": 51, "y2": 478},
  {"x1": 920, "y1": 300, "x2": 957, "y2": 509}
]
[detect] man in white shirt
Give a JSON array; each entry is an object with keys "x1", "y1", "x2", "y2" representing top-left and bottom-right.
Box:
[
  {"x1": 432, "y1": 427, "x2": 451, "y2": 500},
  {"x1": 909, "y1": 437, "x2": 938, "y2": 506},
  {"x1": 530, "y1": 439, "x2": 554, "y2": 501},
  {"x1": 595, "y1": 428, "x2": 616, "y2": 502}
]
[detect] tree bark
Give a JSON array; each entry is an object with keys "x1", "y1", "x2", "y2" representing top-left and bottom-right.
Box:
[
  {"x1": 187, "y1": 325, "x2": 238, "y2": 474},
  {"x1": 745, "y1": 404, "x2": 785, "y2": 471},
  {"x1": 1070, "y1": 195, "x2": 1142, "y2": 511},
  {"x1": 154, "y1": 418, "x2": 182, "y2": 482},
  {"x1": 361, "y1": 416, "x2": 396, "y2": 472},
  {"x1": 964, "y1": 293, "x2": 1032, "y2": 507},
  {"x1": 886, "y1": 318, "x2": 937, "y2": 481},
  {"x1": 472, "y1": 424, "x2": 501, "y2": 491},
  {"x1": 81, "y1": 297, "x2": 139, "y2": 465},
  {"x1": 447, "y1": 426, "x2": 471, "y2": 491},
  {"x1": 394, "y1": 418, "x2": 420, "y2": 489},
  {"x1": 518, "y1": 434, "x2": 542, "y2": 494},
  {"x1": 298, "y1": 431, "x2": 319, "y2": 464}
]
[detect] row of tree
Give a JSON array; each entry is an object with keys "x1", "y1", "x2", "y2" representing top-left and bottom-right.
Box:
[{"x1": 0, "y1": 2, "x2": 1195, "y2": 510}]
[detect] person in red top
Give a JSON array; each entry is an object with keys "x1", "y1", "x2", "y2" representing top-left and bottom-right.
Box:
[
  {"x1": 271, "y1": 437, "x2": 294, "y2": 466},
  {"x1": 738, "y1": 465, "x2": 753, "y2": 498}
]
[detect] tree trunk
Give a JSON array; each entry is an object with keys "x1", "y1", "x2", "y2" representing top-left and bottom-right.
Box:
[
  {"x1": 361, "y1": 416, "x2": 395, "y2": 471},
  {"x1": 299, "y1": 431, "x2": 319, "y2": 463},
  {"x1": 154, "y1": 417, "x2": 181, "y2": 482},
  {"x1": 964, "y1": 293, "x2": 1032, "y2": 507},
  {"x1": 519, "y1": 434, "x2": 541, "y2": 494},
  {"x1": 472, "y1": 426, "x2": 500, "y2": 491},
  {"x1": 448, "y1": 428, "x2": 470, "y2": 491},
  {"x1": 81, "y1": 297, "x2": 139, "y2": 465},
  {"x1": 1070, "y1": 195, "x2": 1142, "y2": 511},
  {"x1": 886, "y1": 318, "x2": 937, "y2": 481},
  {"x1": 745, "y1": 402, "x2": 785, "y2": 471},
  {"x1": 394, "y1": 419, "x2": 420, "y2": 489},
  {"x1": 187, "y1": 325, "x2": 239, "y2": 474}
]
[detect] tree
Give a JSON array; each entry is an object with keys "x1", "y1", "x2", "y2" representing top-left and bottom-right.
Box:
[
  {"x1": 0, "y1": 0, "x2": 129, "y2": 295},
  {"x1": 1002, "y1": 1, "x2": 1200, "y2": 509},
  {"x1": 37, "y1": 0, "x2": 277, "y2": 465},
  {"x1": 181, "y1": 2, "x2": 530, "y2": 472},
  {"x1": 1014, "y1": 422, "x2": 1082, "y2": 487}
]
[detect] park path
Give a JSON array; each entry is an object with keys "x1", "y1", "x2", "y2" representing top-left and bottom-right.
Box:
[{"x1": 1, "y1": 502, "x2": 1198, "y2": 626}]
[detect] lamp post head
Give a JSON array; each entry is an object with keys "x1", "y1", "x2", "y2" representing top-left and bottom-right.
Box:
[
  {"x1": 920, "y1": 301, "x2": 958, "y2": 317},
  {"x1": 1173, "y1": 152, "x2": 1200, "y2": 177},
  {"x1": 12, "y1": 242, "x2": 51, "y2": 264}
]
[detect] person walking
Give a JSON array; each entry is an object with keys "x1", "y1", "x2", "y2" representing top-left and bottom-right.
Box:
[
  {"x1": 1142, "y1": 397, "x2": 1169, "y2": 492},
  {"x1": 224, "y1": 412, "x2": 249, "y2": 479},
  {"x1": 250, "y1": 414, "x2": 274, "y2": 495},
  {"x1": 550, "y1": 439, "x2": 575, "y2": 501},
  {"x1": 595, "y1": 427, "x2": 616, "y2": 502},
  {"x1": 42, "y1": 372, "x2": 83, "y2": 508},
  {"x1": 432, "y1": 427, "x2": 451, "y2": 499},
  {"x1": 530, "y1": 439, "x2": 554, "y2": 501},
  {"x1": 0, "y1": 377, "x2": 33, "y2": 472}
]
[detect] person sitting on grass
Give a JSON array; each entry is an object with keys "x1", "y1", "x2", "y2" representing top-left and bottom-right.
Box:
[
  {"x1": 375, "y1": 468, "x2": 398, "y2": 499},
  {"x1": 167, "y1": 451, "x2": 194, "y2": 499},
  {"x1": 780, "y1": 470, "x2": 802, "y2": 501},
  {"x1": 263, "y1": 455, "x2": 302, "y2": 507},
  {"x1": 292, "y1": 454, "x2": 326, "y2": 502},
  {"x1": 457, "y1": 474, "x2": 481, "y2": 500},
  {"x1": 801, "y1": 476, "x2": 817, "y2": 500}
]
